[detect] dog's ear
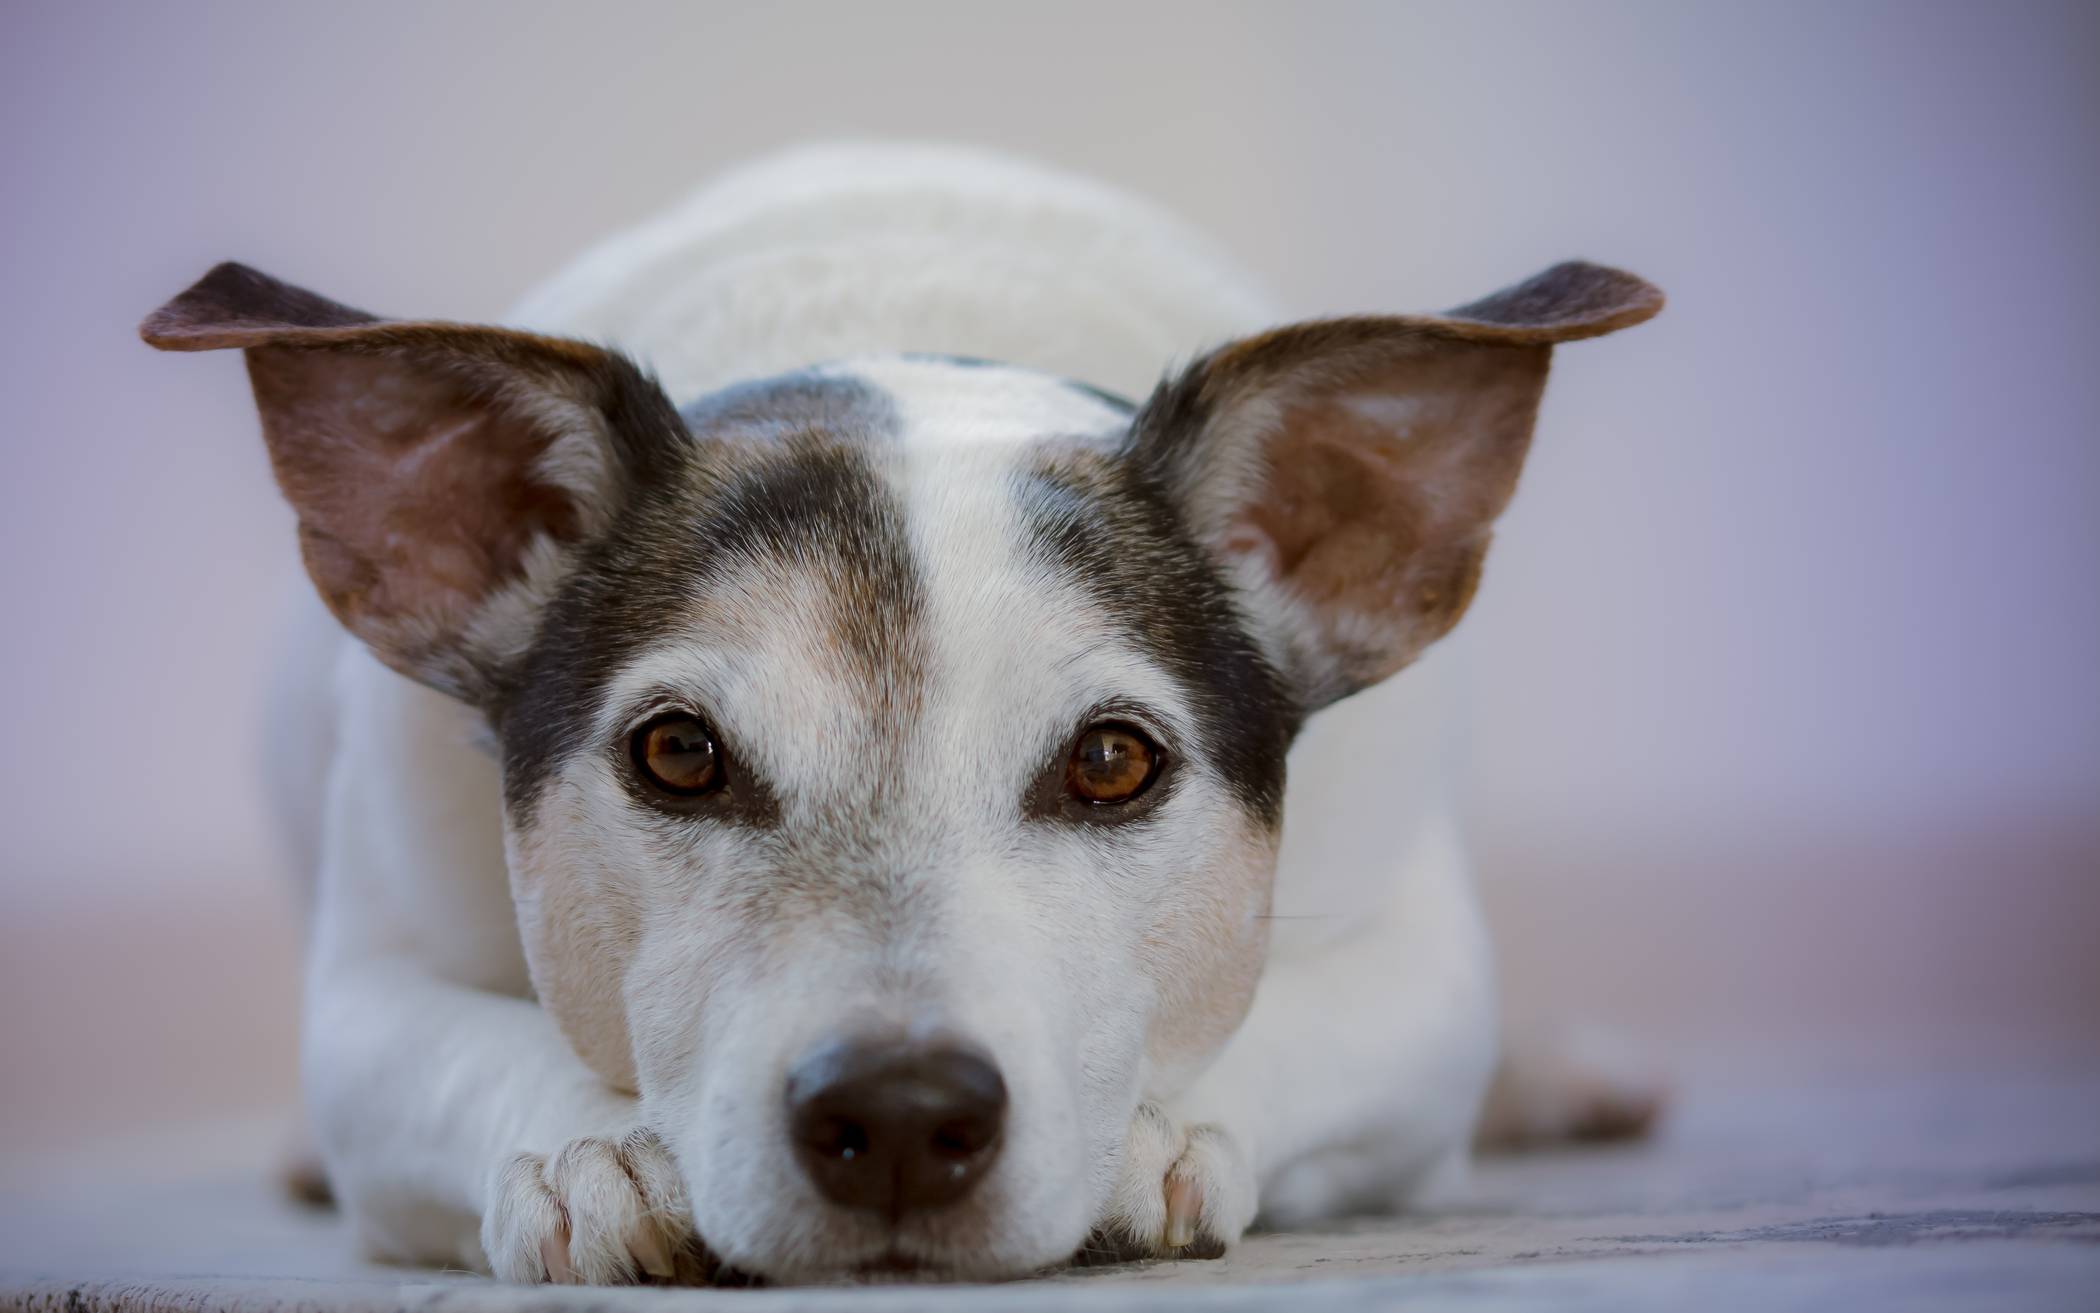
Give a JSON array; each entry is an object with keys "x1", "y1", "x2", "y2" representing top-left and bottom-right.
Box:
[
  {"x1": 142, "y1": 262, "x2": 684, "y2": 704},
  {"x1": 1132, "y1": 261, "x2": 1662, "y2": 709}
]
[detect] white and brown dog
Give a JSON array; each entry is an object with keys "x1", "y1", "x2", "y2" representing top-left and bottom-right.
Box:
[{"x1": 141, "y1": 144, "x2": 1662, "y2": 1284}]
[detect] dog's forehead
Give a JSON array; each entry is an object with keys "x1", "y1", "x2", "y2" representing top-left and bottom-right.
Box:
[
  {"x1": 611, "y1": 361, "x2": 1160, "y2": 812},
  {"x1": 596, "y1": 490, "x2": 1193, "y2": 828},
  {"x1": 498, "y1": 359, "x2": 1293, "y2": 826},
  {"x1": 823, "y1": 355, "x2": 1135, "y2": 446}
]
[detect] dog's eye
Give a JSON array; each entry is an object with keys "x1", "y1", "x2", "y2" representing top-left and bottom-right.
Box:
[
  {"x1": 631, "y1": 713, "x2": 723, "y2": 796},
  {"x1": 1066, "y1": 723, "x2": 1161, "y2": 805}
]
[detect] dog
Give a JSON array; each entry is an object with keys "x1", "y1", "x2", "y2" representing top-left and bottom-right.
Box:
[{"x1": 140, "y1": 144, "x2": 1663, "y2": 1284}]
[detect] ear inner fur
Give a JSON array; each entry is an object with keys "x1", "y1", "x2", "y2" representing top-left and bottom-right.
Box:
[
  {"x1": 1132, "y1": 261, "x2": 1661, "y2": 706},
  {"x1": 140, "y1": 262, "x2": 686, "y2": 702}
]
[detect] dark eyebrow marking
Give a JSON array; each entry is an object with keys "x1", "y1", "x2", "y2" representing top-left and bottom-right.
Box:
[
  {"x1": 495, "y1": 371, "x2": 917, "y2": 825},
  {"x1": 1013, "y1": 446, "x2": 1298, "y2": 826},
  {"x1": 696, "y1": 433, "x2": 925, "y2": 692}
]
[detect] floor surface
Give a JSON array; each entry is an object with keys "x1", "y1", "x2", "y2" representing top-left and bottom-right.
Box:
[{"x1": 4, "y1": 1073, "x2": 2096, "y2": 1310}]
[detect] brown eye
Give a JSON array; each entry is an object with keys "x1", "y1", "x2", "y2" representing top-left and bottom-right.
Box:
[
  {"x1": 1066, "y1": 722, "x2": 1162, "y2": 805},
  {"x1": 631, "y1": 713, "x2": 723, "y2": 796}
]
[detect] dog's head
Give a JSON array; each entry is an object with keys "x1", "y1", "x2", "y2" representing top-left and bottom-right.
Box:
[{"x1": 143, "y1": 260, "x2": 1658, "y2": 1279}]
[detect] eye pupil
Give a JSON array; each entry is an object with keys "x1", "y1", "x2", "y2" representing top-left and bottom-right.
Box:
[
  {"x1": 632, "y1": 714, "x2": 722, "y2": 796},
  {"x1": 1067, "y1": 723, "x2": 1161, "y2": 804}
]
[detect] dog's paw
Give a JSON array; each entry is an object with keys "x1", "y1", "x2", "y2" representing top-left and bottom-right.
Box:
[
  {"x1": 1084, "y1": 1103, "x2": 1256, "y2": 1264},
  {"x1": 483, "y1": 1127, "x2": 705, "y2": 1285}
]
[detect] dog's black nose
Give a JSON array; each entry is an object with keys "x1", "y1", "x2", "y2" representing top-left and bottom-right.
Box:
[{"x1": 785, "y1": 1039, "x2": 1007, "y2": 1216}]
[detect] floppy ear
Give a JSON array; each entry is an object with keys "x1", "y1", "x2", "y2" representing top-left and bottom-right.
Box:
[
  {"x1": 1129, "y1": 261, "x2": 1662, "y2": 710},
  {"x1": 142, "y1": 262, "x2": 685, "y2": 704}
]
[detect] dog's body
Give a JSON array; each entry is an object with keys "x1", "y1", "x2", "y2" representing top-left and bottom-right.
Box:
[{"x1": 151, "y1": 144, "x2": 1661, "y2": 1283}]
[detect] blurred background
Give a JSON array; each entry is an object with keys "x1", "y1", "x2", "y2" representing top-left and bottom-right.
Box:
[{"x1": 3, "y1": 1, "x2": 2095, "y2": 1180}]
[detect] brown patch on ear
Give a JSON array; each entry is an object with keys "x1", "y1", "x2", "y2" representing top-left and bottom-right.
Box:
[
  {"x1": 1136, "y1": 262, "x2": 1660, "y2": 705},
  {"x1": 141, "y1": 263, "x2": 680, "y2": 701},
  {"x1": 249, "y1": 343, "x2": 585, "y2": 683},
  {"x1": 1234, "y1": 338, "x2": 1551, "y2": 689}
]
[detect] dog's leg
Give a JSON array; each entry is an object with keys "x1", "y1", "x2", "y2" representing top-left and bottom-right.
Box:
[
  {"x1": 304, "y1": 961, "x2": 712, "y2": 1282},
  {"x1": 303, "y1": 963, "x2": 632, "y2": 1250},
  {"x1": 1474, "y1": 1022, "x2": 1667, "y2": 1149},
  {"x1": 300, "y1": 648, "x2": 699, "y2": 1283},
  {"x1": 1096, "y1": 811, "x2": 1499, "y2": 1252}
]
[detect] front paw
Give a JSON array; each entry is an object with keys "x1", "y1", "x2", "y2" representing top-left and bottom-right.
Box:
[
  {"x1": 483, "y1": 1127, "x2": 709, "y2": 1285},
  {"x1": 1087, "y1": 1103, "x2": 1256, "y2": 1263}
]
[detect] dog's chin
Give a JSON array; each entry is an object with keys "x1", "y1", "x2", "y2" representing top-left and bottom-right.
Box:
[
  {"x1": 739, "y1": 1240, "x2": 1067, "y2": 1287},
  {"x1": 844, "y1": 1249, "x2": 994, "y2": 1285},
  {"x1": 724, "y1": 1216, "x2": 1086, "y2": 1287}
]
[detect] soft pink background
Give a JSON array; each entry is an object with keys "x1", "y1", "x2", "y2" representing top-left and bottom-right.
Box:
[{"x1": 3, "y1": 1, "x2": 2095, "y2": 1170}]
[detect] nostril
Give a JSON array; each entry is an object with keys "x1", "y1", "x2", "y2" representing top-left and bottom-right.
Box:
[
  {"x1": 931, "y1": 1116, "x2": 992, "y2": 1156},
  {"x1": 785, "y1": 1038, "x2": 1008, "y2": 1215},
  {"x1": 803, "y1": 1114, "x2": 871, "y2": 1162}
]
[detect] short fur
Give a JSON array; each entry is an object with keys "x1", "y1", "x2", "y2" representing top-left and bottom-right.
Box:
[{"x1": 143, "y1": 143, "x2": 1662, "y2": 1283}]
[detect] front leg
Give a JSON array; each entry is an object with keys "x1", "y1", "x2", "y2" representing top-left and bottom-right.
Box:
[
  {"x1": 303, "y1": 960, "x2": 701, "y2": 1282},
  {"x1": 301, "y1": 649, "x2": 703, "y2": 1282},
  {"x1": 485, "y1": 1126, "x2": 717, "y2": 1284},
  {"x1": 1086, "y1": 1104, "x2": 1258, "y2": 1262}
]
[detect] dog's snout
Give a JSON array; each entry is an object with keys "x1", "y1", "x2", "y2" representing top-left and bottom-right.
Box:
[{"x1": 786, "y1": 1039, "x2": 1007, "y2": 1216}]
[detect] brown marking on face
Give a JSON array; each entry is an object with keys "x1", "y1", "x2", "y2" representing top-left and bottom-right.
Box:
[
  {"x1": 508, "y1": 792, "x2": 650, "y2": 1091},
  {"x1": 670, "y1": 392, "x2": 923, "y2": 743},
  {"x1": 505, "y1": 548, "x2": 921, "y2": 1092},
  {"x1": 1021, "y1": 442, "x2": 1299, "y2": 825},
  {"x1": 1014, "y1": 444, "x2": 1294, "y2": 1081},
  {"x1": 1140, "y1": 813, "x2": 1278, "y2": 1082}
]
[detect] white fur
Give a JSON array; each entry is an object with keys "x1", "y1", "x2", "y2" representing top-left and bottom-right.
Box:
[{"x1": 288, "y1": 142, "x2": 1499, "y2": 1280}]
